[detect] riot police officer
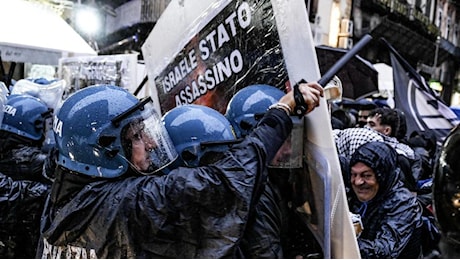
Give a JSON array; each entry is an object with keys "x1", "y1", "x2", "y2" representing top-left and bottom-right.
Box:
[
  {"x1": 37, "y1": 82, "x2": 323, "y2": 258},
  {"x1": 0, "y1": 94, "x2": 52, "y2": 258}
]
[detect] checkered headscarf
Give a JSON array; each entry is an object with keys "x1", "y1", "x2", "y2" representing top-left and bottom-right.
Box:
[{"x1": 333, "y1": 127, "x2": 384, "y2": 159}]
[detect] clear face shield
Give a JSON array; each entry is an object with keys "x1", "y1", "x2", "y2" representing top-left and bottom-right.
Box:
[
  {"x1": 118, "y1": 98, "x2": 178, "y2": 175},
  {"x1": 269, "y1": 116, "x2": 304, "y2": 168},
  {"x1": 0, "y1": 81, "x2": 7, "y2": 125},
  {"x1": 11, "y1": 79, "x2": 66, "y2": 110}
]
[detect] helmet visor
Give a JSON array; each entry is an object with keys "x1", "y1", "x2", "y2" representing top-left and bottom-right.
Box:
[
  {"x1": 0, "y1": 81, "x2": 8, "y2": 124},
  {"x1": 120, "y1": 100, "x2": 178, "y2": 175},
  {"x1": 269, "y1": 116, "x2": 304, "y2": 168}
]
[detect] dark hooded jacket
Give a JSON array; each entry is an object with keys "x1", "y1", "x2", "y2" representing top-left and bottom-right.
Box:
[
  {"x1": 0, "y1": 173, "x2": 50, "y2": 259},
  {"x1": 37, "y1": 108, "x2": 292, "y2": 259},
  {"x1": 348, "y1": 141, "x2": 423, "y2": 259},
  {"x1": 238, "y1": 173, "x2": 286, "y2": 258},
  {"x1": 0, "y1": 133, "x2": 51, "y2": 259},
  {"x1": 0, "y1": 133, "x2": 50, "y2": 183}
]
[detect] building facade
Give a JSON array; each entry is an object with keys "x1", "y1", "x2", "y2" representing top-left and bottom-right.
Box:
[
  {"x1": 32, "y1": 0, "x2": 460, "y2": 105},
  {"x1": 309, "y1": 0, "x2": 460, "y2": 105}
]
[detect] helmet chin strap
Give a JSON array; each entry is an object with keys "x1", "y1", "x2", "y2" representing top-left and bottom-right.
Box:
[{"x1": 123, "y1": 154, "x2": 177, "y2": 176}]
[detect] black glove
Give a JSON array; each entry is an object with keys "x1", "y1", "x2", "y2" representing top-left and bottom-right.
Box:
[{"x1": 293, "y1": 79, "x2": 309, "y2": 118}]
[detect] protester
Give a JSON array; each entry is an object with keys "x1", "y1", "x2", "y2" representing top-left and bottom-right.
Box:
[
  {"x1": 433, "y1": 124, "x2": 460, "y2": 258},
  {"x1": 405, "y1": 129, "x2": 441, "y2": 257},
  {"x1": 331, "y1": 108, "x2": 356, "y2": 129},
  {"x1": 366, "y1": 107, "x2": 421, "y2": 192},
  {"x1": 355, "y1": 98, "x2": 376, "y2": 127},
  {"x1": 348, "y1": 141, "x2": 423, "y2": 258},
  {"x1": 333, "y1": 127, "x2": 384, "y2": 159},
  {"x1": 0, "y1": 94, "x2": 52, "y2": 258},
  {"x1": 368, "y1": 108, "x2": 441, "y2": 257},
  {"x1": 366, "y1": 107, "x2": 413, "y2": 154},
  {"x1": 392, "y1": 108, "x2": 409, "y2": 142},
  {"x1": 373, "y1": 98, "x2": 390, "y2": 109},
  {"x1": 37, "y1": 82, "x2": 323, "y2": 258},
  {"x1": 332, "y1": 126, "x2": 385, "y2": 205},
  {"x1": 407, "y1": 129, "x2": 438, "y2": 180}
]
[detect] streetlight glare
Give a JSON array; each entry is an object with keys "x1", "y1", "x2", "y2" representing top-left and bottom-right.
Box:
[{"x1": 75, "y1": 6, "x2": 101, "y2": 36}]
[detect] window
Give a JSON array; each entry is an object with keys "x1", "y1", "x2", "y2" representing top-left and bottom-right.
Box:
[
  {"x1": 453, "y1": 23, "x2": 459, "y2": 45},
  {"x1": 446, "y1": 16, "x2": 451, "y2": 39},
  {"x1": 436, "y1": 7, "x2": 442, "y2": 27}
]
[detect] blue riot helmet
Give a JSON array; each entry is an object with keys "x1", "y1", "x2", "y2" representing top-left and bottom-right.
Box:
[
  {"x1": 12, "y1": 78, "x2": 67, "y2": 152},
  {"x1": 225, "y1": 85, "x2": 303, "y2": 168},
  {"x1": 225, "y1": 84, "x2": 284, "y2": 138},
  {"x1": 1, "y1": 94, "x2": 51, "y2": 141},
  {"x1": 433, "y1": 125, "x2": 460, "y2": 244},
  {"x1": 54, "y1": 85, "x2": 178, "y2": 178},
  {"x1": 162, "y1": 104, "x2": 237, "y2": 167}
]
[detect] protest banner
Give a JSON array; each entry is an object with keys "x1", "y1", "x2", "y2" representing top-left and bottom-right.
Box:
[{"x1": 142, "y1": 0, "x2": 360, "y2": 258}]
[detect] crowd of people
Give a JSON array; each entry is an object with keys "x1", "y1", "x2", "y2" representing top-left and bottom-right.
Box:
[
  {"x1": 331, "y1": 97, "x2": 446, "y2": 258},
  {"x1": 0, "y1": 76, "x2": 459, "y2": 259}
]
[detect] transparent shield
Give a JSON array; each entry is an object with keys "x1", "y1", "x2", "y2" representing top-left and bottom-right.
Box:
[
  {"x1": 0, "y1": 81, "x2": 7, "y2": 124},
  {"x1": 120, "y1": 102, "x2": 178, "y2": 175},
  {"x1": 42, "y1": 114, "x2": 55, "y2": 152},
  {"x1": 11, "y1": 79, "x2": 66, "y2": 110},
  {"x1": 269, "y1": 116, "x2": 304, "y2": 168}
]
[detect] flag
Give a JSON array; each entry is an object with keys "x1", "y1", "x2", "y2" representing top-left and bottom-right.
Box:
[{"x1": 385, "y1": 40, "x2": 459, "y2": 145}]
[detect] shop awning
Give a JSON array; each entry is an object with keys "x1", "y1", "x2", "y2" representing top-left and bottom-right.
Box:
[{"x1": 0, "y1": 0, "x2": 96, "y2": 65}]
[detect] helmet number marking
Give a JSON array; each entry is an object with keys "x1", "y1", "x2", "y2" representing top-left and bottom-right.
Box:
[{"x1": 53, "y1": 115, "x2": 63, "y2": 138}]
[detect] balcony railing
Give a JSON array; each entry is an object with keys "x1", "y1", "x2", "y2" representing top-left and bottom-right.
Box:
[{"x1": 366, "y1": 0, "x2": 440, "y2": 37}]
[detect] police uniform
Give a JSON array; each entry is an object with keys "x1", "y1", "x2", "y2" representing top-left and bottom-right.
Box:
[{"x1": 37, "y1": 108, "x2": 292, "y2": 258}]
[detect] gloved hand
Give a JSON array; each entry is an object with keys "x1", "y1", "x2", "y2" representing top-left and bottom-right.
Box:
[{"x1": 278, "y1": 81, "x2": 323, "y2": 117}]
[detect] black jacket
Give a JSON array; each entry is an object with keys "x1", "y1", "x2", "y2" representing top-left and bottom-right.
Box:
[
  {"x1": 0, "y1": 173, "x2": 50, "y2": 259},
  {"x1": 37, "y1": 109, "x2": 292, "y2": 259},
  {"x1": 0, "y1": 144, "x2": 50, "y2": 183},
  {"x1": 0, "y1": 143, "x2": 51, "y2": 259},
  {"x1": 238, "y1": 174, "x2": 285, "y2": 258}
]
